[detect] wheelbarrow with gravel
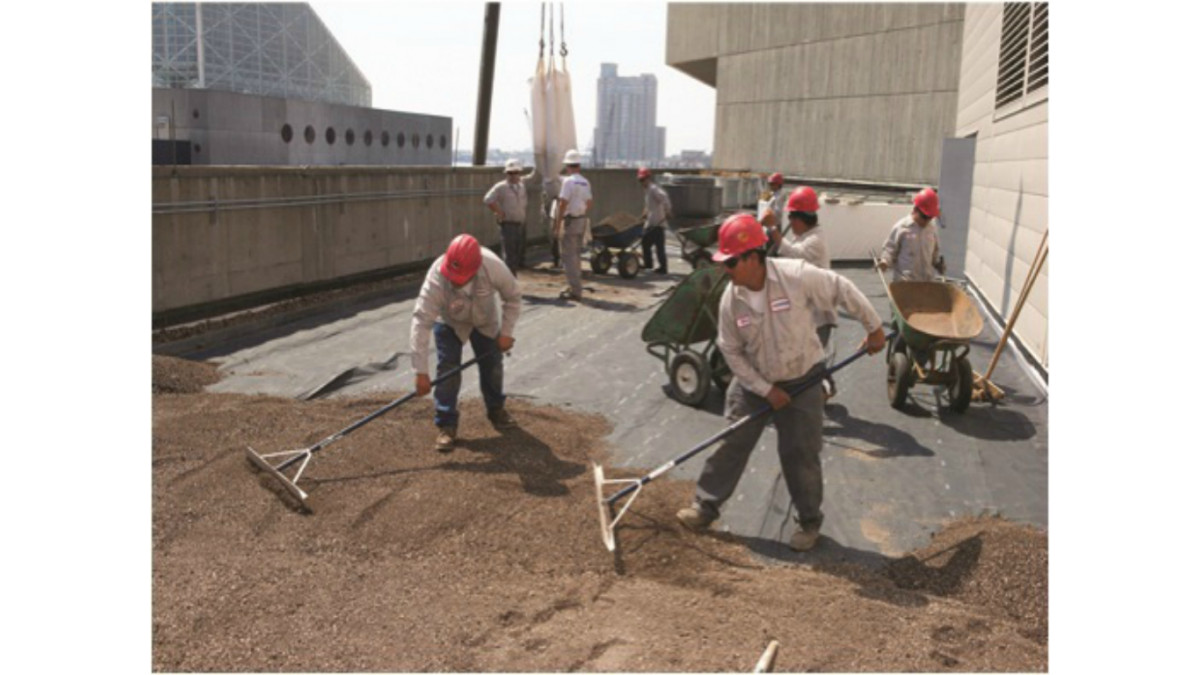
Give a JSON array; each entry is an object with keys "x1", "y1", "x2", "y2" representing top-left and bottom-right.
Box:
[
  {"x1": 642, "y1": 265, "x2": 732, "y2": 407},
  {"x1": 245, "y1": 355, "x2": 488, "y2": 511},
  {"x1": 877, "y1": 263, "x2": 984, "y2": 413},
  {"x1": 590, "y1": 216, "x2": 646, "y2": 279}
]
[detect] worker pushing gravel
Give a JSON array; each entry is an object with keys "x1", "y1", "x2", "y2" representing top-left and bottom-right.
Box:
[
  {"x1": 410, "y1": 234, "x2": 522, "y2": 452},
  {"x1": 675, "y1": 213, "x2": 888, "y2": 552}
]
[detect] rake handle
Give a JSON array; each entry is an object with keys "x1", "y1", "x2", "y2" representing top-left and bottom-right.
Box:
[
  {"x1": 276, "y1": 354, "x2": 488, "y2": 472},
  {"x1": 607, "y1": 332, "x2": 893, "y2": 505}
]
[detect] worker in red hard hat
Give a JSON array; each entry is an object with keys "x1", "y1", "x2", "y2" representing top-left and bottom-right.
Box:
[
  {"x1": 877, "y1": 187, "x2": 946, "y2": 282},
  {"x1": 410, "y1": 234, "x2": 522, "y2": 452},
  {"x1": 758, "y1": 172, "x2": 788, "y2": 229},
  {"x1": 768, "y1": 186, "x2": 839, "y2": 401},
  {"x1": 677, "y1": 213, "x2": 887, "y2": 552},
  {"x1": 638, "y1": 168, "x2": 673, "y2": 274}
]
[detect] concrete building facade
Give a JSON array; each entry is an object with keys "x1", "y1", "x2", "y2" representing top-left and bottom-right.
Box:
[
  {"x1": 954, "y1": 3, "x2": 1049, "y2": 372},
  {"x1": 594, "y1": 63, "x2": 666, "y2": 166},
  {"x1": 152, "y1": 87, "x2": 452, "y2": 166},
  {"x1": 666, "y1": 3, "x2": 964, "y2": 184}
]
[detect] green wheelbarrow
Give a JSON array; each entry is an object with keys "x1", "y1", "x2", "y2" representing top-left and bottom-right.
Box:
[
  {"x1": 674, "y1": 219, "x2": 723, "y2": 270},
  {"x1": 642, "y1": 266, "x2": 732, "y2": 406},
  {"x1": 881, "y1": 274, "x2": 985, "y2": 412}
]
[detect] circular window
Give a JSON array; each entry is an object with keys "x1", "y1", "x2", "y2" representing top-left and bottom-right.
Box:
[
  {"x1": 192, "y1": 109, "x2": 199, "y2": 119},
  {"x1": 345, "y1": 129, "x2": 355, "y2": 145},
  {"x1": 413, "y1": 133, "x2": 421, "y2": 148},
  {"x1": 326, "y1": 127, "x2": 336, "y2": 144},
  {"x1": 381, "y1": 130, "x2": 390, "y2": 147},
  {"x1": 397, "y1": 132, "x2": 406, "y2": 148},
  {"x1": 304, "y1": 125, "x2": 315, "y2": 144},
  {"x1": 440, "y1": 134, "x2": 447, "y2": 149},
  {"x1": 281, "y1": 124, "x2": 293, "y2": 143},
  {"x1": 364, "y1": 130, "x2": 373, "y2": 146},
  {"x1": 193, "y1": 144, "x2": 201, "y2": 154},
  {"x1": 426, "y1": 134, "x2": 434, "y2": 148}
]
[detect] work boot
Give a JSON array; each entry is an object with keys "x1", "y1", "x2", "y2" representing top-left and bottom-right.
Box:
[
  {"x1": 789, "y1": 529, "x2": 820, "y2": 552},
  {"x1": 435, "y1": 426, "x2": 457, "y2": 453},
  {"x1": 558, "y1": 288, "x2": 582, "y2": 302},
  {"x1": 488, "y1": 407, "x2": 517, "y2": 430},
  {"x1": 676, "y1": 504, "x2": 716, "y2": 531}
]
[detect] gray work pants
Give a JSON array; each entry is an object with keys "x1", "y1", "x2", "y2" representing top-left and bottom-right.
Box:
[
  {"x1": 561, "y1": 216, "x2": 587, "y2": 296},
  {"x1": 499, "y1": 222, "x2": 522, "y2": 273},
  {"x1": 693, "y1": 364, "x2": 826, "y2": 533}
]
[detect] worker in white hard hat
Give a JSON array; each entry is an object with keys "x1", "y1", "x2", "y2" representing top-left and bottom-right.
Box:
[
  {"x1": 553, "y1": 149, "x2": 592, "y2": 302},
  {"x1": 877, "y1": 187, "x2": 946, "y2": 282},
  {"x1": 483, "y1": 158, "x2": 537, "y2": 275}
]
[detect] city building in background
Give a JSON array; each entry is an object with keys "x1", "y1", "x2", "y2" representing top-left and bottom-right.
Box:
[
  {"x1": 151, "y1": 2, "x2": 450, "y2": 166},
  {"x1": 593, "y1": 63, "x2": 666, "y2": 167}
]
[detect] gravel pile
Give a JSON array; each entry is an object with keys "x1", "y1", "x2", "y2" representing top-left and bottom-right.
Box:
[
  {"x1": 153, "y1": 385, "x2": 1048, "y2": 672},
  {"x1": 152, "y1": 355, "x2": 222, "y2": 394}
]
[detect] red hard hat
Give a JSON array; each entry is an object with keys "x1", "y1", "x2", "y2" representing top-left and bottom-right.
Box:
[
  {"x1": 712, "y1": 213, "x2": 768, "y2": 262},
  {"x1": 768, "y1": 172, "x2": 784, "y2": 186},
  {"x1": 913, "y1": 188, "x2": 940, "y2": 218},
  {"x1": 786, "y1": 186, "x2": 819, "y2": 213},
  {"x1": 440, "y1": 234, "x2": 483, "y2": 285},
  {"x1": 637, "y1": 167, "x2": 651, "y2": 180}
]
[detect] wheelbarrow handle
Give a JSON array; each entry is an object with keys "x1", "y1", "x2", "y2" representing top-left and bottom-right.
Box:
[{"x1": 607, "y1": 331, "x2": 896, "y2": 505}]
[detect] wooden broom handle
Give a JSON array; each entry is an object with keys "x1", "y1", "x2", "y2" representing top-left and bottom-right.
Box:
[{"x1": 982, "y1": 229, "x2": 1048, "y2": 381}]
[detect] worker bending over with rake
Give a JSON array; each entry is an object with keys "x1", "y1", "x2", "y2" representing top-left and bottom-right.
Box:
[
  {"x1": 411, "y1": 234, "x2": 521, "y2": 453},
  {"x1": 677, "y1": 214, "x2": 887, "y2": 552},
  {"x1": 877, "y1": 187, "x2": 945, "y2": 281},
  {"x1": 768, "y1": 186, "x2": 838, "y2": 402}
]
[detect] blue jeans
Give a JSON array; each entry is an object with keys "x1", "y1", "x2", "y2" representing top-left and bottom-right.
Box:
[{"x1": 433, "y1": 323, "x2": 505, "y2": 428}]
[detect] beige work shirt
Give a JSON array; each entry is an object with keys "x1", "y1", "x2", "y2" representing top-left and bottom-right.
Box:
[
  {"x1": 409, "y1": 247, "x2": 521, "y2": 375},
  {"x1": 483, "y1": 175, "x2": 532, "y2": 223},
  {"x1": 881, "y1": 215, "x2": 941, "y2": 282},
  {"x1": 718, "y1": 258, "x2": 882, "y2": 398},
  {"x1": 643, "y1": 182, "x2": 672, "y2": 228},
  {"x1": 776, "y1": 226, "x2": 836, "y2": 327}
]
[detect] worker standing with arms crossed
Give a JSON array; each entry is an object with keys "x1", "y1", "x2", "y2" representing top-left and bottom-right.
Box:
[
  {"x1": 411, "y1": 234, "x2": 522, "y2": 453},
  {"x1": 554, "y1": 149, "x2": 592, "y2": 302},
  {"x1": 483, "y1": 159, "x2": 536, "y2": 275},
  {"x1": 676, "y1": 214, "x2": 887, "y2": 551}
]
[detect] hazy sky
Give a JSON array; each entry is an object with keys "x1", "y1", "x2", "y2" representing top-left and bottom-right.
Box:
[{"x1": 309, "y1": 0, "x2": 716, "y2": 155}]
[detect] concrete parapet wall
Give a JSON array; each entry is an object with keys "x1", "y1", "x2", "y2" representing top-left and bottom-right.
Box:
[{"x1": 152, "y1": 166, "x2": 651, "y2": 321}]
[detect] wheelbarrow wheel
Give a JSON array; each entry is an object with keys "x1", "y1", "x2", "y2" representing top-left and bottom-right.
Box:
[
  {"x1": 617, "y1": 252, "x2": 641, "y2": 279},
  {"x1": 591, "y1": 249, "x2": 613, "y2": 275},
  {"x1": 670, "y1": 351, "x2": 711, "y2": 407},
  {"x1": 947, "y1": 355, "x2": 973, "y2": 413},
  {"x1": 887, "y1": 351, "x2": 913, "y2": 410}
]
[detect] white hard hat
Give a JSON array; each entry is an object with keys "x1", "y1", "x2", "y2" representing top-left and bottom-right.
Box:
[
  {"x1": 504, "y1": 158, "x2": 522, "y2": 173},
  {"x1": 563, "y1": 149, "x2": 582, "y2": 165}
]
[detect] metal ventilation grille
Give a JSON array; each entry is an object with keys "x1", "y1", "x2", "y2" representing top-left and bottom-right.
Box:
[
  {"x1": 1028, "y1": 3, "x2": 1050, "y2": 92},
  {"x1": 996, "y1": 3, "x2": 1031, "y2": 108}
]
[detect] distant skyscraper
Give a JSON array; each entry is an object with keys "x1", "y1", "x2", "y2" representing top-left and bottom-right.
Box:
[{"x1": 594, "y1": 63, "x2": 666, "y2": 166}]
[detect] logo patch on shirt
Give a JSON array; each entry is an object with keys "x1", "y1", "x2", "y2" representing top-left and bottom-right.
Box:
[
  {"x1": 770, "y1": 297, "x2": 791, "y2": 313},
  {"x1": 736, "y1": 315, "x2": 752, "y2": 328}
]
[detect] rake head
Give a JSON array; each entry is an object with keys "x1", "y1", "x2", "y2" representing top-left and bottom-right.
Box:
[
  {"x1": 591, "y1": 462, "x2": 645, "y2": 555},
  {"x1": 245, "y1": 446, "x2": 313, "y2": 511}
]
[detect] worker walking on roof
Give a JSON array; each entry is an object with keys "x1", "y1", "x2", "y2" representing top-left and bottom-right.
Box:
[
  {"x1": 877, "y1": 187, "x2": 946, "y2": 282},
  {"x1": 638, "y1": 167, "x2": 673, "y2": 275},
  {"x1": 483, "y1": 159, "x2": 537, "y2": 275},
  {"x1": 554, "y1": 149, "x2": 592, "y2": 302},
  {"x1": 768, "y1": 186, "x2": 839, "y2": 401},
  {"x1": 758, "y1": 172, "x2": 788, "y2": 229},
  {"x1": 676, "y1": 213, "x2": 887, "y2": 552},
  {"x1": 411, "y1": 234, "x2": 522, "y2": 453}
]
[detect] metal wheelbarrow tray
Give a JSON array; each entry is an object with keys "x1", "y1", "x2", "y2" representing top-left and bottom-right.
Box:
[
  {"x1": 673, "y1": 219, "x2": 722, "y2": 269},
  {"x1": 884, "y1": 280, "x2": 984, "y2": 412},
  {"x1": 641, "y1": 266, "x2": 732, "y2": 406},
  {"x1": 590, "y1": 222, "x2": 646, "y2": 278}
]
